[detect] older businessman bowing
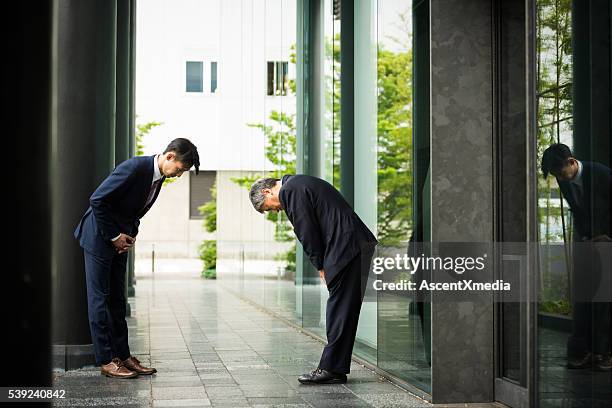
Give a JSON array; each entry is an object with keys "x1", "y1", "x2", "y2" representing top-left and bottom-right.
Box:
[
  {"x1": 74, "y1": 138, "x2": 199, "y2": 378},
  {"x1": 250, "y1": 175, "x2": 378, "y2": 384}
]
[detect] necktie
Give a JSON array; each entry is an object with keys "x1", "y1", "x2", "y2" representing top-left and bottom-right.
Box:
[
  {"x1": 571, "y1": 183, "x2": 583, "y2": 208},
  {"x1": 144, "y1": 178, "x2": 163, "y2": 209}
]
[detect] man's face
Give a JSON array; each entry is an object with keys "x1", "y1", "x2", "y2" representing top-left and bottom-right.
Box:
[
  {"x1": 260, "y1": 187, "x2": 282, "y2": 212},
  {"x1": 551, "y1": 158, "x2": 578, "y2": 182},
  {"x1": 161, "y1": 152, "x2": 191, "y2": 178}
]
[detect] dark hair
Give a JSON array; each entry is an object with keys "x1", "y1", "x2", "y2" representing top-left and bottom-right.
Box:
[
  {"x1": 541, "y1": 143, "x2": 573, "y2": 178},
  {"x1": 164, "y1": 138, "x2": 200, "y2": 174}
]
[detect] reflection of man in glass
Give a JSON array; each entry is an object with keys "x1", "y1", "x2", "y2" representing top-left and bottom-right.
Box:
[
  {"x1": 541, "y1": 143, "x2": 611, "y2": 371},
  {"x1": 249, "y1": 175, "x2": 378, "y2": 384}
]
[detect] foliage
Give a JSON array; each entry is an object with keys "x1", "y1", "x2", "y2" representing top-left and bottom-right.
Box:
[
  {"x1": 231, "y1": 110, "x2": 297, "y2": 271},
  {"x1": 376, "y1": 45, "x2": 413, "y2": 246},
  {"x1": 233, "y1": 26, "x2": 417, "y2": 271},
  {"x1": 536, "y1": 0, "x2": 573, "y2": 245},
  {"x1": 202, "y1": 268, "x2": 217, "y2": 279},
  {"x1": 199, "y1": 240, "x2": 217, "y2": 278},
  {"x1": 536, "y1": 0, "x2": 573, "y2": 314},
  {"x1": 136, "y1": 121, "x2": 163, "y2": 156},
  {"x1": 539, "y1": 300, "x2": 571, "y2": 316},
  {"x1": 198, "y1": 182, "x2": 217, "y2": 278},
  {"x1": 198, "y1": 181, "x2": 217, "y2": 234}
]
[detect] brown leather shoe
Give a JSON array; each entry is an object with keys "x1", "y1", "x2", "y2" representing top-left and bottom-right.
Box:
[
  {"x1": 101, "y1": 358, "x2": 138, "y2": 379},
  {"x1": 122, "y1": 356, "x2": 157, "y2": 375}
]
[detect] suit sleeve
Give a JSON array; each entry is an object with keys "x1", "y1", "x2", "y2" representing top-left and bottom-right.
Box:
[
  {"x1": 90, "y1": 160, "x2": 137, "y2": 241},
  {"x1": 282, "y1": 188, "x2": 325, "y2": 270}
]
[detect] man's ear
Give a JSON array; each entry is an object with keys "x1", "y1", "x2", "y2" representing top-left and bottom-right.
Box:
[{"x1": 165, "y1": 151, "x2": 176, "y2": 161}]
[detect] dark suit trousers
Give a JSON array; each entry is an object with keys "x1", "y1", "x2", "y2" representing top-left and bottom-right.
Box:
[
  {"x1": 567, "y1": 242, "x2": 611, "y2": 356},
  {"x1": 319, "y1": 248, "x2": 375, "y2": 374},
  {"x1": 84, "y1": 249, "x2": 130, "y2": 365}
]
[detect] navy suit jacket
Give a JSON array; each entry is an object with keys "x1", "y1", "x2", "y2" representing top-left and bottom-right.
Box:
[
  {"x1": 279, "y1": 174, "x2": 378, "y2": 285},
  {"x1": 74, "y1": 155, "x2": 165, "y2": 258},
  {"x1": 558, "y1": 161, "x2": 612, "y2": 241}
]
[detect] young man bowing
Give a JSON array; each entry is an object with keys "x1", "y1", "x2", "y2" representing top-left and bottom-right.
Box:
[
  {"x1": 74, "y1": 138, "x2": 199, "y2": 378},
  {"x1": 249, "y1": 175, "x2": 378, "y2": 384}
]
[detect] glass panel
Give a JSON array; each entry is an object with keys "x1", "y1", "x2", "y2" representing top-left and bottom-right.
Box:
[
  {"x1": 302, "y1": 0, "x2": 339, "y2": 341},
  {"x1": 368, "y1": 0, "x2": 431, "y2": 392},
  {"x1": 354, "y1": 0, "x2": 378, "y2": 365},
  {"x1": 262, "y1": 0, "x2": 299, "y2": 324},
  {"x1": 210, "y1": 62, "x2": 217, "y2": 93},
  {"x1": 537, "y1": 0, "x2": 612, "y2": 406},
  {"x1": 185, "y1": 61, "x2": 203, "y2": 92},
  {"x1": 216, "y1": 1, "x2": 298, "y2": 329}
]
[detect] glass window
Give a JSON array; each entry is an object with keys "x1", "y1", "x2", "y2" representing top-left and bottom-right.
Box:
[
  {"x1": 189, "y1": 171, "x2": 216, "y2": 219},
  {"x1": 368, "y1": 0, "x2": 431, "y2": 393},
  {"x1": 210, "y1": 62, "x2": 217, "y2": 93},
  {"x1": 267, "y1": 61, "x2": 289, "y2": 96},
  {"x1": 537, "y1": 1, "x2": 612, "y2": 406},
  {"x1": 185, "y1": 61, "x2": 203, "y2": 92}
]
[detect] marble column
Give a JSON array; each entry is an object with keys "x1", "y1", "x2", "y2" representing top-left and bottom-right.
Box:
[{"x1": 429, "y1": 0, "x2": 495, "y2": 403}]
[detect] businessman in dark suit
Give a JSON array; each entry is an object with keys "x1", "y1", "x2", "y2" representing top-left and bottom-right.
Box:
[
  {"x1": 542, "y1": 143, "x2": 611, "y2": 371},
  {"x1": 249, "y1": 175, "x2": 378, "y2": 384},
  {"x1": 75, "y1": 138, "x2": 199, "y2": 378}
]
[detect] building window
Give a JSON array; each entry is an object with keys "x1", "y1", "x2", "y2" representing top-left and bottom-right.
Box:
[
  {"x1": 186, "y1": 61, "x2": 203, "y2": 92},
  {"x1": 189, "y1": 170, "x2": 215, "y2": 219},
  {"x1": 210, "y1": 62, "x2": 218, "y2": 93},
  {"x1": 266, "y1": 61, "x2": 288, "y2": 95}
]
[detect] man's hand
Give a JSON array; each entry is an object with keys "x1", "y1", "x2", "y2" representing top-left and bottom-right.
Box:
[
  {"x1": 112, "y1": 233, "x2": 136, "y2": 254},
  {"x1": 319, "y1": 269, "x2": 325, "y2": 284}
]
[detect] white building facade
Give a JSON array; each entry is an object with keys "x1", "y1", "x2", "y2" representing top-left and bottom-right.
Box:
[{"x1": 134, "y1": 0, "x2": 297, "y2": 269}]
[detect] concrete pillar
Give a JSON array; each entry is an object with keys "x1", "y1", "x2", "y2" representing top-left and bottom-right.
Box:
[
  {"x1": 53, "y1": 0, "x2": 117, "y2": 370},
  {"x1": 116, "y1": 0, "x2": 132, "y2": 315},
  {"x1": 429, "y1": 0, "x2": 495, "y2": 403},
  {"x1": 127, "y1": 0, "x2": 137, "y2": 299}
]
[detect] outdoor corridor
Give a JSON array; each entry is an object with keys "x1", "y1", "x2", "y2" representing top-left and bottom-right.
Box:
[{"x1": 52, "y1": 272, "x2": 432, "y2": 407}]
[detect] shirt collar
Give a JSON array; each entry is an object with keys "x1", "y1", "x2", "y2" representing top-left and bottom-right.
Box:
[
  {"x1": 570, "y1": 160, "x2": 583, "y2": 184},
  {"x1": 152, "y1": 154, "x2": 163, "y2": 183}
]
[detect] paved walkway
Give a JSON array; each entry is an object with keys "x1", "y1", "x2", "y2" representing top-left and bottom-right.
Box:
[{"x1": 53, "y1": 273, "x2": 430, "y2": 407}]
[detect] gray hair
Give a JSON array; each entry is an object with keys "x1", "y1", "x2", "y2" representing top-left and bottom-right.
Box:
[{"x1": 249, "y1": 178, "x2": 280, "y2": 213}]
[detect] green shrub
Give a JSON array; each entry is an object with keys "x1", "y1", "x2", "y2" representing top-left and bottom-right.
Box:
[{"x1": 199, "y1": 240, "x2": 216, "y2": 279}]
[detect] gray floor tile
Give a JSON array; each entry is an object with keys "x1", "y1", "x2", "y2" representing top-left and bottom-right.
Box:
[{"x1": 52, "y1": 278, "x2": 428, "y2": 408}]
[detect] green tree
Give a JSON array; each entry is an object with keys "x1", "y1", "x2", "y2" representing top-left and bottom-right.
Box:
[
  {"x1": 376, "y1": 45, "x2": 413, "y2": 247},
  {"x1": 234, "y1": 31, "x2": 416, "y2": 270},
  {"x1": 536, "y1": 0, "x2": 573, "y2": 315},
  {"x1": 232, "y1": 111, "x2": 297, "y2": 273},
  {"x1": 135, "y1": 121, "x2": 163, "y2": 156},
  {"x1": 198, "y1": 181, "x2": 217, "y2": 279}
]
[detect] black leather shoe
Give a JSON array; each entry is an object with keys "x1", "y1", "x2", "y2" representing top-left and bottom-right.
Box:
[
  {"x1": 593, "y1": 354, "x2": 612, "y2": 372},
  {"x1": 298, "y1": 367, "x2": 347, "y2": 384},
  {"x1": 567, "y1": 353, "x2": 592, "y2": 369}
]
